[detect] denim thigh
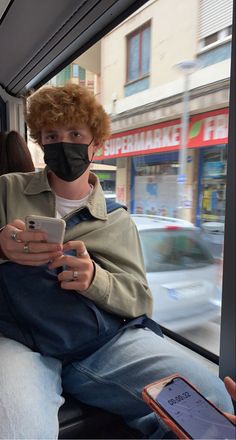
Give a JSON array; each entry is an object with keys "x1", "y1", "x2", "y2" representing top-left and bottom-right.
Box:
[
  {"x1": 62, "y1": 328, "x2": 234, "y2": 439},
  {"x1": 0, "y1": 336, "x2": 64, "y2": 440}
]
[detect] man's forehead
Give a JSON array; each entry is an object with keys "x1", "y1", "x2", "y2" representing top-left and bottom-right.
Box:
[{"x1": 42, "y1": 126, "x2": 89, "y2": 133}]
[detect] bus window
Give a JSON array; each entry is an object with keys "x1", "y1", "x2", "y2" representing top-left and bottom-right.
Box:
[
  {"x1": 0, "y1": 0, "x2": 235, "y2": 437},
  {"x1": 28, "y1": 0, "x2": 233, "y2": 361}
]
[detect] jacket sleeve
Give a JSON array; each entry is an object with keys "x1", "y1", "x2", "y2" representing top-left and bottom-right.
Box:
[{"x1": 79, "y1": 211, "x2": 153, "y2": 318}]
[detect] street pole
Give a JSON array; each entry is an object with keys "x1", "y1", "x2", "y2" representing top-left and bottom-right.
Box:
[
  {"x1": 178, "y1": 72, "x2": 190, "y2": 219},
  {"x1": 175, "y1": 60, "x2": 199, "y2": 219}
]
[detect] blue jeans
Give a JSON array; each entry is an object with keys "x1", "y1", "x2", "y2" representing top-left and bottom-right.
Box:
[{"x1": 0, "y1": 329, "x2": 234, "y2": 439}]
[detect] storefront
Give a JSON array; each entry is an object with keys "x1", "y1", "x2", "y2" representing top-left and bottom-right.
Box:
[
  {"x1": 196, "y1": 145, "x2": 227, "y2": 226},
  {"x1": 94, "y1": 107, "x2": 229, "y2": 224},
  {"x1": 130, "y1": 151, "x2": 179, "y2": 217},
  {"x1": 93, "y1": 170, "x2": 116, "y2": 194}
]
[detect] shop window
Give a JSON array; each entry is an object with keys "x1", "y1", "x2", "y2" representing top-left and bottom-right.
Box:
[
  {"x1": 133, "y1": 159, "x2": 179, "y2": 217},
  {"x1": 198, "y1": 146, "x2": 227, "y2": 226},
  {"x1": 125, "y1": 22, "x2": 151, "y2": 97},
  {"x1": 94, "y1": 171, "x2": 116, "y2": 194}
]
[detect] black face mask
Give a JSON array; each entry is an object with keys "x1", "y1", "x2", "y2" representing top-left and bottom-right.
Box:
[{"x1": 43, "y1": 141, "x2": 93, "y2": 182}]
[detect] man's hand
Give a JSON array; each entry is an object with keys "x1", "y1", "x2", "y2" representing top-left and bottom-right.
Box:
[
  {"x1": 224, "y1": 376, "x2": 236, "y2": 424},
  {"x1": 0, "y1": 219, "x2": 63, "y2": 266},
  {"x1": 48, "y1": 240, "x2": 94, "y2": 292}
]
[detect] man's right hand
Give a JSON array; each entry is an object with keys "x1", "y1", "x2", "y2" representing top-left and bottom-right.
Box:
[{"x1": 0, "y1": 219, "x2": 63, "y2": 266}]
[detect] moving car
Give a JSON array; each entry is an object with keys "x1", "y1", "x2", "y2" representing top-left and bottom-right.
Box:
[
  {"x1": 201, "y1": 221, "x2": 224, "y2": 261},
  {"x1": 132, "y1": 215, "x2": 221, "y2": 331}
]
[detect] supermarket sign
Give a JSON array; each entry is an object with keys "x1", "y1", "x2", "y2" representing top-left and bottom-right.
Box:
[{"x1": 94, "y1": 108, "x2": 229, "y2": 160}]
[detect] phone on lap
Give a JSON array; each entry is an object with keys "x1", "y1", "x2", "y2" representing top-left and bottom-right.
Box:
[
  {"x1": 142, "y1": 374, "x2": 236, "y2": 439},
  {"x1": 25, "y1": 215, "x2": 66, "y2": 243}
]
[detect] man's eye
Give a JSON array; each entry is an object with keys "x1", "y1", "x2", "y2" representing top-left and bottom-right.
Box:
[
  {"x1": 71, "y1": 131, "x2": 81, "y2": 137},
  {"x1": 46, "y1": 135, "x2": 56, "y2": 141}
]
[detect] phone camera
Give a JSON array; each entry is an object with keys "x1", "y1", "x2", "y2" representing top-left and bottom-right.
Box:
[
  {"x1": 29, "y1": 220, "x2": 35, "y2": 225},
  {"x1": 29, "y1": 225, "x2": 35, "y2": 229}
]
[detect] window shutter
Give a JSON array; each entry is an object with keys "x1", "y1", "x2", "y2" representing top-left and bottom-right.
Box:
[{"x1": 199, "y1": 0, "x2": 233, "y2": 39}]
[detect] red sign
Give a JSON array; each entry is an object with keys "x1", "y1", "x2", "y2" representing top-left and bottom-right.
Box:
[
  {"x1": 188, "y1": 108, "x2": 228, "y2": 147},
  {"x1": 94, "y1": 108, "x2": 229, "y2": 160}
]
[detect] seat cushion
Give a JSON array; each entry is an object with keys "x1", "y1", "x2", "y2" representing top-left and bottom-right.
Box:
[{"x1": 58, "y1": 393, "x2": 141, "y2": 439}]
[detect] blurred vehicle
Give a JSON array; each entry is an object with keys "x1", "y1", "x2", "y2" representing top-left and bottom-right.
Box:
[
  {"x1": 201, "y1": 221, "x2": 224, "y2": 261},
  {"x1": 131, "y1": 215, "x2": 221, "y2": 331}
]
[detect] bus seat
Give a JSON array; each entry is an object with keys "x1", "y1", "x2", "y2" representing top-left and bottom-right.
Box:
[{"x1": 58, "y1": 393, "x2": 141, "y2": 439}]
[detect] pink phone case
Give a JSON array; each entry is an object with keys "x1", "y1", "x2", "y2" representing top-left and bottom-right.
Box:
[{"x1": 142, "y1": 374, "x2": 235, "y2": 440}]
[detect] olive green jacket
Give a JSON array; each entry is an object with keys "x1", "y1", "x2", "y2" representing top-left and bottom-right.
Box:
[{"x1": 0, "y1": 168, "x2": 153, "y2": 318}]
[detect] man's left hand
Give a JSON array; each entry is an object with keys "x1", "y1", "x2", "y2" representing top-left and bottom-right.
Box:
[{"x1": 48, "y1": 240, "x2": 94, "y2": 292}]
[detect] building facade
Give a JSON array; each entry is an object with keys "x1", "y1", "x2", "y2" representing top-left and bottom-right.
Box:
[
  {"x1": 93, "y1": 0, "x2": 232, "y2": 225},
  {"x1": 28, "y1": 0, "x2": 232, "y2": 226}
]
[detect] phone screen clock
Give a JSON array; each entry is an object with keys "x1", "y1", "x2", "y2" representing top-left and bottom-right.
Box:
[
  {"x1": 156, "y1": 377, "x2": 235, "y2": 439},
  {"x1": 167, "y1": 391, "x2": 191, "y2": 406}
]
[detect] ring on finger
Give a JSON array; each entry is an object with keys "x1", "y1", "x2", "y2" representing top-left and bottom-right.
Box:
[
  {"x1": 72, "y1": 270, "x2": 79, "y2": 280},
  {"x1": 23, "y1": 242, "x2": 30, "y2": 253},
  {"x1": 10, "y1": 231, "x2": 21, "y2": 242}
]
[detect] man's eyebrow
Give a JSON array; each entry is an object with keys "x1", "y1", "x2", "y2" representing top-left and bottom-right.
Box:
[{"x1": 44, "y1": 130, "x2": 57, "y2": 134}]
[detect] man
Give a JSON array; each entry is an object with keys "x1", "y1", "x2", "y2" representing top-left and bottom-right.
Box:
[{"x1": 0, "y1": 84, "x2": 233, "y2": 439}]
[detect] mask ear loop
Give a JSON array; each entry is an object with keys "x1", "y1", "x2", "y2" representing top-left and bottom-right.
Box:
[{"x1": 88, "y1": 137, "x2": 97, "y2": 163}]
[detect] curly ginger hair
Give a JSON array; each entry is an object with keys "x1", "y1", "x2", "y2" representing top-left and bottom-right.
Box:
[{"x1": 26, "y1": 83, "x2": 111, "y2": 145}]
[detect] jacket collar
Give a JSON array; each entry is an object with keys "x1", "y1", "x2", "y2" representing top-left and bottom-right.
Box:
[
  {"x1": 23, "y1": 167, "x2": 108, "y2": 221},
  {"x1": 86, "y1": 172, "x2": 108, "y2": 220},
  {"x1": 24, "y1": 166, "x2": 51, "y2": 194}
]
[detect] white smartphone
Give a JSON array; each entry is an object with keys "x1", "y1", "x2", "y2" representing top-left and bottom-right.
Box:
[
  {"x1": 142, "y1": 374, "x2": 236, "y2": 439},
  {"x1": 25, "y1": 215, "x2": 66, "y2": 243}
]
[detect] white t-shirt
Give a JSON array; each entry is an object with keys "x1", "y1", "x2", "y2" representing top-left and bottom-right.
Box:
[{"x1": 55, "y1": 186, "x2": 93, "y2": 218}]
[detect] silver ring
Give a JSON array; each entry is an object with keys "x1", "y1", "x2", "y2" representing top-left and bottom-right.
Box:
[
  {"x1": 23, "y1": 242, "x2": 30, "y2": 253},
  {"x1": 10, "y1": 231, "x2": 19, "y2": 242},
  {"x1": 72, "y1": 271, "x2": 79, "y2": 280}
]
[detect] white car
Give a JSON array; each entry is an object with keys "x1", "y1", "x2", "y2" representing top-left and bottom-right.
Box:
[{"x1": 131, "y1": 215, "x2": 221, "y2": 331}]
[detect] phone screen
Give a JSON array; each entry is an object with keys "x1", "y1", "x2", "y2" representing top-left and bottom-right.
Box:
[{"x1": 155, "y1": 377, "x2": 235, "y2": 439}]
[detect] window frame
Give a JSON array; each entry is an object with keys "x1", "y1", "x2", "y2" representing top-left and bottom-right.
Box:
[
  {"x1": 218, "y1": 0, "x2": 236, "y2": 383},
  {"x1": 126, "y1": 20, "x2": 151, "y2": 85}
]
